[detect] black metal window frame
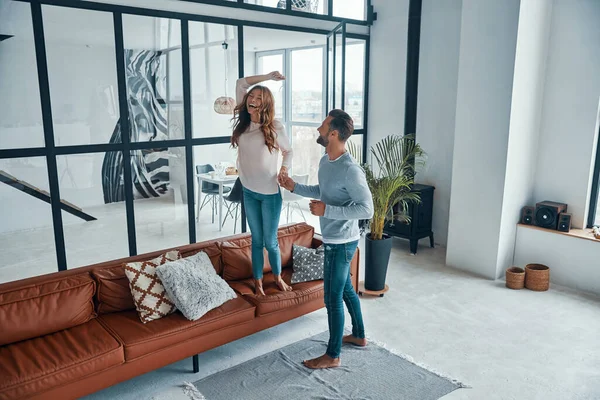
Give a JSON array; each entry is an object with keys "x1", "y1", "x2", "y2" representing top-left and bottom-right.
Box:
[
  {"x1": 587, "y1": 125, "x2": 600, "y2": 228},
  {"x1": 3, "y1": 0, "x2": 371, "y2": 273},
  {"x1": 178, "y1": 0, "x2": 376, "y2": 26}
]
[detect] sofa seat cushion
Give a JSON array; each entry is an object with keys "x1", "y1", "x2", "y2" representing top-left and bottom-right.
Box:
[
  {"x1": 0, "y1": 319, "x2": 123, "y2": 400},
  {"x1": 98, "y1": 296, "x2": 255, "y2": 361},
  {"x1": 228, "y1": 269, "x2": 323, "y2": 316}
]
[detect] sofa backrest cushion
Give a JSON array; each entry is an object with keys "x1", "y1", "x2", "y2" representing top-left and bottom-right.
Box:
[
  {"x1": 0, "y1": 273, "x2": 96, "y2": 346},
  {"x1": 92, "y1": 243, "x2": 221, "y2": 315},
  {"x1": 221, "y1": 223, "x2": 314, "y2": 281}
]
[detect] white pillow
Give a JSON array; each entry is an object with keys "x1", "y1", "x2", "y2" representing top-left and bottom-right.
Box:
[{"x1": 156, "y1": 252, "x2": 236, "y2": 321}]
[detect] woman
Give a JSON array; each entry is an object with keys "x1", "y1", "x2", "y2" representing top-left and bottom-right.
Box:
[{"x1": 231, "y1": 71, "x2": 292, "y2": 296}]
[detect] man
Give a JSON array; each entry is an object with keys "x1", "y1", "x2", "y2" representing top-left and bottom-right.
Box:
[{"x1": 279, "y1": 109, "x2": 374, "y2": 369}]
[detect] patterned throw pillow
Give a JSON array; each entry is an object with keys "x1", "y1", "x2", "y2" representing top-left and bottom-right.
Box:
[
  {"x1": 291, "y1": 244, "x2": 325, "y2": 284},
  {"x1": 124, "y1": 250, "x2": 181, "y2": 323}
]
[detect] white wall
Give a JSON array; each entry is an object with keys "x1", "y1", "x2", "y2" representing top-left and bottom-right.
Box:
[
  {"x1": 367, "y1": 0, "x2": 409, "y2": 149},
  {"x1": 414, "y1": 0, "x2": 462, "y2": 246},
  {"x1": 532, "y1": 0, "x2": 600, "y2": 229},
  {"x1": 445, "y1": 0, "x2": 520, "y2": 279},
  {"x1": 495, "y1": 0, "x2": 553, "y2": 278},
  {"x1": 514, "y1": 226, "x2": 600, "y2": 294},
  {"x1": 511, "y1": 0, "x2": 600, "y2": 295}
]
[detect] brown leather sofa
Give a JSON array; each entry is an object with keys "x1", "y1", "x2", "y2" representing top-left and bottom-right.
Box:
[{"x1": 0, "y1": 223, "x2": 360, "y2": 400}]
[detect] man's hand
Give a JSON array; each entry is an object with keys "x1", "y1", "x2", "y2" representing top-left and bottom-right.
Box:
[
  {"x1": 279, "y1": 173, "x2": 295, "y2": 192},
  {"x1": 309, "y1": 200, "x2": 326, "y2": 217},
  {"x1": 267, "y1": 71, "x2": 285, "y2": 81}
]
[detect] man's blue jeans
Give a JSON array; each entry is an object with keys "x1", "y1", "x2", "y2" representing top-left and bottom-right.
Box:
[
  {"x1": 243, "y1": 187, "x2": 282, "y2": 279},
  {"x1": 323, "y1": 240, "x2": 365, "y2": 359}
]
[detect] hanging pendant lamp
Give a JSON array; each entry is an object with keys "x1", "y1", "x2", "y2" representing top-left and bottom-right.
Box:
[{"x1": 213, "y1": 41, "x2": 236, "y2": 115}]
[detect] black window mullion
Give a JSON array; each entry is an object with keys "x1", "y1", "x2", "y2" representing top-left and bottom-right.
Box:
[
  {"x1": 362, "y1": 36, "x2": 370, "y2": 164},
  {"x1": 341, "y1": 22, "x2": 346, "y2": 110},
  {"x1": 587, "y1": 129, "x2": 600, "y2": 228},
  {"x1": 0, "y1": 147, "x2": 46, "y2": 159},
  {"x1": 332, "y1": 31, "x2": 336, "y2": 110},
  {"x1": 31, "y1": 1, "x2": 67, "y2": 272},
  {"x1": 238, "y1": 24, "x2": 246, "y2": 234},
  {"x1": 114, "y1": 12, "x2": 137, "y2": 256},
  {"x1": 181, "y1": 19, "x2": 196, "y2": 244},
  {"x1": 325, "y1": 35, "x2": 330, "y2": 113}
]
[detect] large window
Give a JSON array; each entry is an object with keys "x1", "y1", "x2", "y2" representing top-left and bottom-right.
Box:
[{"x1": 0, "y1": 0, "x2": 370, "y2": 284}]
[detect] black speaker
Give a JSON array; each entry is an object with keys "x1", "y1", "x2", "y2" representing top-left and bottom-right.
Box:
[
  {"x1": 520, "y1": 206, "x2": 534, "y2": 225},
  {"x1": 557, "y1": 213, "x2": 572, "y2": 232},
  {"x1": 534, "y1": 201, "x2": 567, "y2": 230}
]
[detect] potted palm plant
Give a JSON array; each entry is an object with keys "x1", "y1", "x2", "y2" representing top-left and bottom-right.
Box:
[{"x1": 349, "y1": 134, "x2": 425, "y2": 291}]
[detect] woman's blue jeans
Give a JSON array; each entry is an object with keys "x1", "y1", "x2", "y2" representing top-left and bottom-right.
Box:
[
  {"x1": 243, "y1": 187, "x2": 282, "y2": 279},
  {"x1": 323, "y1": 240, "x2": 365, "y2": 359}
]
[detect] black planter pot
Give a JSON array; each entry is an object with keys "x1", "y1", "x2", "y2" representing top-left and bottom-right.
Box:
[{"x1": 364, "y1": 233, "x2": 393, "y2": 291}]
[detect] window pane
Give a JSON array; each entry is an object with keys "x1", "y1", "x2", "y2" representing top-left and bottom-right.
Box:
[
  {"x1": 123, "y1": 16, "x2": 183, "y2": 142},
  {"x1": 0, "y1": 157, "x2": 57, "y2": 283},
  {"x1": 190, "y1": 22, "x2": 239, "y2": 138},
  {"x1": 42, "y1": 6, "x2": 120, "y2": 147},
  {"x1": 291, "y1": 125, "x2": 322, "y2": 185},
  {"x1": 334, "y1": 30, "x2": 343, "y2": 110},
  {"x1": 346, "y1": 40, "x2": 365, "y2": 128},
  {"x1": 333, "y1": 0, "x2": 365, "y2": 20},
  {"x1": 327, "y1": 36, "x2": 334, "y2": 112},
  {"x1": 193, "y1": 143, "x2": 240, "y2": 239},
  {"x1": 0, "y1": 1, "x2": 44, "y2": 149},
  {"x1": 256, "y1": 53, "x2": 284, "y2": 120},
  {"x1": 132, "y1": 147, "x2": 189, "y2": 254},
  {"x1": 291, "y1": 47, "x2": 323, "y2": 123},
  {"x1": 245, "y1": 0, "x2": 281, "y2": 7},
  {"x1": 58, "y1": 152, "x2": 129, "y2": 267},
  {"x1": 245, "y1": 0, "x2": 324, "y2": 14},
  {"x1": 348, "y1": 134, "x2": 364, "y2": 163}
]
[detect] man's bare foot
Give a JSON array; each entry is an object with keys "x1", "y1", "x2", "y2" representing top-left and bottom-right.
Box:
[
  {"x1": 302, "y1": 354, "x2": 340, "y2": 369},
  {"x1": 343, "y1": 335, "x2": 367, "y2": 347},
  {"x1": 254, "y1": 279, "x2": 266, "y2": 296},
  {"x1": 274, "y1": 276, "x2": 292, "y2": 292}
]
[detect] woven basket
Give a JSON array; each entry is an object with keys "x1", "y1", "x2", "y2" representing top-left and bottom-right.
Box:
[
  {"x1": 525, "y1": 264, "x2": 550, "y2": 291},
  {"x1": 505, "y1": 267, "x2": 525, "y2": 290}
]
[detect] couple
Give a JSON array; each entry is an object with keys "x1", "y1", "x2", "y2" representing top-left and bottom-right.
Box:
[{"x1": 232, "y1": 72, "x2": 374, "y2": 369}]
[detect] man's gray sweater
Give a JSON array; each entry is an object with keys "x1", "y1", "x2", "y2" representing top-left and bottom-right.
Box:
[{"x1": 293, "y1": 152, "x2": 374, "y2": 244}]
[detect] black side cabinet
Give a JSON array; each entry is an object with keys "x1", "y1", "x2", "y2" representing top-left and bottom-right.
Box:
[{"x1": 383, "y1": 184, "x2": 435, "y2": 254}]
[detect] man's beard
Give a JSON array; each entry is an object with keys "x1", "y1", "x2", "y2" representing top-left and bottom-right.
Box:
[{"x1": 316, "y1": 135, "x2": 328, "y2": 147}]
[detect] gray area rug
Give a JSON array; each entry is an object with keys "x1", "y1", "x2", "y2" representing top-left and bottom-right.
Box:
[{"x1": 181, "y1": 331, "x2": 467, "y2": 400}]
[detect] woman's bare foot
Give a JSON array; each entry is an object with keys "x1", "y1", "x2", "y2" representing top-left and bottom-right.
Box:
[
  {"x1": 274, "y1": 276, "x2": 292, "y2": 292},
  {"x1": 302, "y1": 354, "x2": 340, "y2": 369},
  {"x1": 343, "y1": 335, "x2": 367, "y2": 347},
  {"x1": 254, "y1": 279, "x2": 266, "y2": 296}
]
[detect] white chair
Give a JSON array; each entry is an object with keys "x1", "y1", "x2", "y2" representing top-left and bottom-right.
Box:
[{"x1": 282, "y1": 174, "x2": 309, "y2": 223}]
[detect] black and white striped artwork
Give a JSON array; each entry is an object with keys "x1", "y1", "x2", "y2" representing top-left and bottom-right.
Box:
[{"x1": 102, "y1": 49, "x2": 171, "y2": 204}]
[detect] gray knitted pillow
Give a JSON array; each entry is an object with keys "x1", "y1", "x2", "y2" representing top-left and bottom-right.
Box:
[
  {"x1": 291, "y1": 244, "x2": 325, "y2": 284},
  {"x1": 156, "y1": 252, "x2": 236, "y2": 321}
]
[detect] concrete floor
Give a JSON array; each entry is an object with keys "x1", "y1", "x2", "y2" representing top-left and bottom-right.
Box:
[{"x1": 81, "y1": 237, "x2": 600, "y2": 400}]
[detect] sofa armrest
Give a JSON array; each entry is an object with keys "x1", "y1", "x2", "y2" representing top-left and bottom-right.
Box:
[{"x1": 312, "y1": 234, "x2": 360, "y2": 294}]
